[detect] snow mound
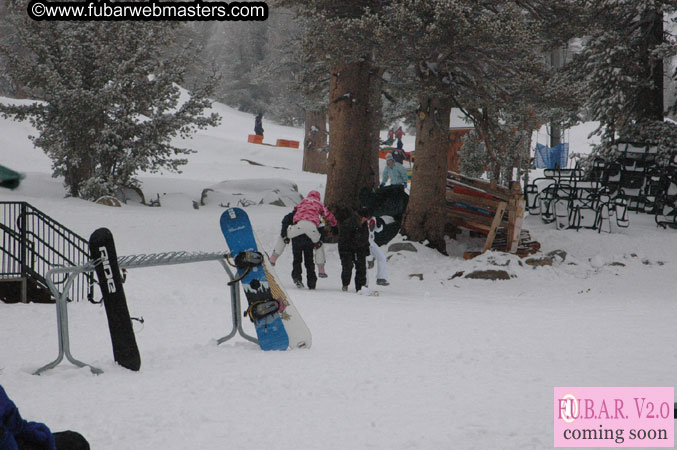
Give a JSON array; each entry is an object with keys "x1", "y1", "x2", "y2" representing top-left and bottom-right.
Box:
[
  {"x1": 156, "y1": 193, "x2": 200, "y2": 210},
  {"x1": 200, "y1": 178, "x2": 303, "y2": 208}
]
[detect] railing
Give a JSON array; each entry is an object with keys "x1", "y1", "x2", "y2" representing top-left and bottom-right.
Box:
[
  {"x1": 0, "y1": 201, "x2": 94, "y2": 302},
  {"x1": 35, "y1": 250, "x2": 257, "y2": 375}
]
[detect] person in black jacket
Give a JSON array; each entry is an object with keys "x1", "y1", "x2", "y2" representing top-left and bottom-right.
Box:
[
  {"x1": 254, "y1": 113, "x2": 264, "y2": 136},
  {"x1": 0, "y1": 384, "x2": 89, "y2": 450},
  {"x1": 337, "y1": 207, "x2": 370, "y2": 292},
  {"x1": 391, "y1": 139, "x2": 409, "y2": 164}
]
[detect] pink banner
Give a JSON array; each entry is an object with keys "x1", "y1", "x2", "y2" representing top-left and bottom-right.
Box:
[{"x1": 554, "y1": 387, "x2": 674, "y2": 447}]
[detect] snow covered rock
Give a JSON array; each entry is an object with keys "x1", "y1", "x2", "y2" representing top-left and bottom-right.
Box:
[
  {"x1": 387, "y1": 242, "x2": 417, "y2": 253},
  {"x1": 200, "y1": 178, "x2": 303, "y2": 208},
  {"x1": 95, "y1": 195, "x2": 122, "y2": 207},
  {"x1": 464, "y1": 269, "x2": 513, "y2": 280}
]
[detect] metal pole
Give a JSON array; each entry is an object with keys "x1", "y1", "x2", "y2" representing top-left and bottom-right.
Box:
[
  {"x1": 19, "y1": 203, "x2": 27, "y2": 303},
  {"x1": 35, "y1": 264, "x2": 102, "y2": 375},
  {"x1": 217, "y1": 259, "x2": 258, "y2": 345}
]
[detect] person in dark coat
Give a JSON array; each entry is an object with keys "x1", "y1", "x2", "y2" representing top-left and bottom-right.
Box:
[
  {"x1": 279, "y1": 211, "x2": 318, "y2": 289},
  {"x1": 254, "y1": 113, "x2": 264, "y2": 136},
  {"x1": 291, "y1": 234, "x2": 317, "y2": 290},
  {"x1": 391, "y1": 139, "x2": 408, "y2": 165},
  {"x1": 337, "y1": 207, "x2": 370, "y2": 292},
  {"x1": 0, "y1": 384, "x2": 90, "y2": 450}
]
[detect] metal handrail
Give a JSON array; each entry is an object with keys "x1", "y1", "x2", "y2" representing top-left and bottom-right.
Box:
[{"x1": 0, "y1": 201, "x2": 94, "y2": 302}]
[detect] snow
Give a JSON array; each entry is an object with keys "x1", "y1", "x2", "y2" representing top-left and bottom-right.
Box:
[{"x1": 1, "y1": 96, "x2": 676, "y2": 450}]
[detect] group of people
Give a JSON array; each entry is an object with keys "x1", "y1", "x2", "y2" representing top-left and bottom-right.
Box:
[
  {"x1": 382, "y1": 126, "x2": 410, "y2": 187},
  {"x1": 260, "y1": 120, "x2": 409, "y2": 293},
  {"x1": 383, "y1": 125, "x2": 405, "y2": 147},
  {"x1": 268, "y1": 190, "x2": 391, "y2": 294}
]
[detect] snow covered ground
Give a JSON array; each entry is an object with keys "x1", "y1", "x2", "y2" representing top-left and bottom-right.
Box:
[{"x1": 1, "y1": 97, "x2": 676, "y2": 450}]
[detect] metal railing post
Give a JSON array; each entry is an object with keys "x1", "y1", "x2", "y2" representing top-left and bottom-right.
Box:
[
  {"x1": 217, "y1": 259, "x2": 258, "y2": 345},
  {"x1": 1, "y1": 201, "x2": 95, "y2": 303},
  {"x1": 35, "y1": 264, "x2": 102, "y2": 375},
  {"x1": 19, "y1": 202, "x2": 28, "y2": 303}
]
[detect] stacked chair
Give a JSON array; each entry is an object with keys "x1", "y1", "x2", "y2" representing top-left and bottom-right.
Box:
[
  {"x1": 605, "y1": 143, "x2": 658, "y2": 212},
  {"x1": 526, "y1": 142, "x2": 677, "y2": 231},
  {"x1": 526, "y1": 161, "x2": 628, "y2": 232},
  {"x1": 652, "y1": 154, "x2": 677, "y2": 229}
]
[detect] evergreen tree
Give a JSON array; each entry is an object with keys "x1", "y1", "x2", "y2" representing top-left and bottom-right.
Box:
[
  {"x1": 277, "y1": 0, "x2": 387, "y2": 212},
  {"x1": 0, "y1": 5, "x2": 219, "y2": 200},
  {"x1": 375, "y1": 0, "x2": 549, "y2": 251},
  {"x1": 459, "y1": 131, "x2": 487, "y2": 179},
  {"x1": 202, "y1": 10, "x2": 307, "y2": 125},
  {"x1": 216, "y1": 20, "x2": 272, "y2": 114},
  {"x1": 563, "y1": 0, "x2": 677, "y2": 162}
]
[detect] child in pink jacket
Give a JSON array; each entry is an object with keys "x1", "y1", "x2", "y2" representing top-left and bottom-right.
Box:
[{"x1": 269, "y1": 190, "x2": 337, "y2": 277}]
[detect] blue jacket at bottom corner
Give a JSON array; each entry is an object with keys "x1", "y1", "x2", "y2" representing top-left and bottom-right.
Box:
[{"x1": 0, "y1": 385, "x2": 56, "y2": 450}]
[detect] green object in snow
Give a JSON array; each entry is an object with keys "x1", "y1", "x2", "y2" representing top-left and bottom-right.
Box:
[{"x1": 0, "y1": 164, "x2": 24, "y2": 190}]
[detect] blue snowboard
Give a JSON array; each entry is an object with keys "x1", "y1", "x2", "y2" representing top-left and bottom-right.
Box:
[{"x1": 220, "y1": 208, "x2": 289, "y2": 351}]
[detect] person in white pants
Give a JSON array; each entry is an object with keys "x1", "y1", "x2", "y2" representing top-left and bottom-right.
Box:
[
  {"x1": 368, "y1": 216, "x2": 389, "y2": 286},
  {"x1": 270, "y1": 221, "x2": 327, "y2": 270},
  {"x1": 269, "y1": 191, "x2": 337, "y2": 277}
]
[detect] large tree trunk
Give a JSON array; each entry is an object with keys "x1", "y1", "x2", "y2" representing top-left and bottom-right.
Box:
[
  {"x1": 302, "y1": 109, "x2": 328, "y2": 174},
  {"x1": 638, "y1": 8, "x2": 664, "y2": 121},
  {"x1": 401, "y1": 95, "x2": 452, "y2": 253},
  {"x1": 367, "y1": 66, "x2": 384, "y2": 182},
  {"x1": 325, "y1": 60, "x2": 380, "y2": 213},
  {"x1": 65, "y1": 148, "x2": 94, "y2": 198},
  {"x1": 549, "y1": 47, "x2": 564, "y2": 148}
]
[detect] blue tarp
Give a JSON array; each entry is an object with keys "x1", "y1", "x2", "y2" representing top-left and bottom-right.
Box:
[{"x1": 535, "y1": 143, "x2": 569, "y2": 169}]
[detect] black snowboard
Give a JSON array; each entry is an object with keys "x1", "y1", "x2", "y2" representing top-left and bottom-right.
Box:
[{"x1": 89, "y1": 228, "x2": 141, "y2": 371}]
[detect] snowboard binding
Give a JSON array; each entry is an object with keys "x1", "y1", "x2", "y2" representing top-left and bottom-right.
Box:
[
  {"x1": 244, "y1": 299, "x2": 281, "y2": 322},
  {"x1": 227, "y1": 251, "x2": 264, "y2": 286}
]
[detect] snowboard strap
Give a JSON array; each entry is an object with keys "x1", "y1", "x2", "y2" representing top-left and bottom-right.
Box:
[
  {"x1": 244, "y1": 299, "x2": 281, "y2": 322},
  {"x1": 234, "y1": 251, "x2": 263, "y2": 268},
  {"x1": 226, "y1": 251, "x2": 264, "y2": 286}
]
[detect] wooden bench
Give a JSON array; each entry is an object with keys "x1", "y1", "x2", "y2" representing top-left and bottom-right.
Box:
[{"x1": 445, "y1": 172, "x2": 525, "y2": 254}]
